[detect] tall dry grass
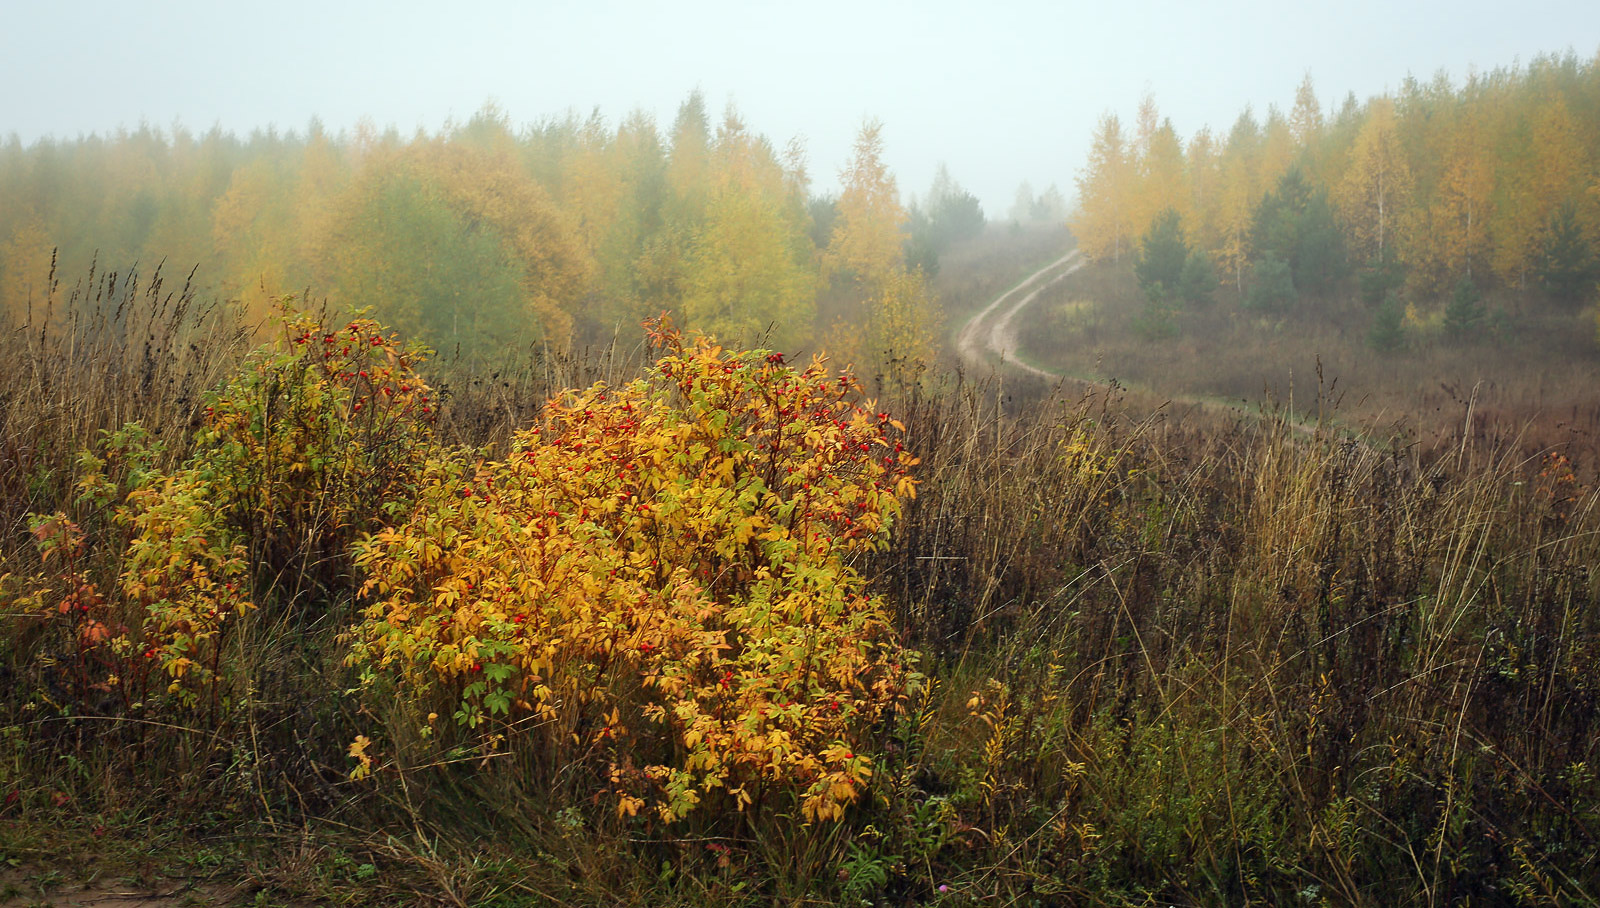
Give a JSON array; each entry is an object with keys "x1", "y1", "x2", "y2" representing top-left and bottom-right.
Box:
[
  {"x1": 867, "y1": 372, "x2": 1600, "y2": 903},
  {"x1": 0, "y1": 259, "x2": 252, "y2": 552}
]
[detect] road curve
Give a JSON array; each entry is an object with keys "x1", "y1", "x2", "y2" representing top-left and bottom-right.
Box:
[
  {"x1": 956, "y1": 248, "x2": 1354, "y2": 444},
  {"x1": 955, "y1": 248, "x2": 1083, "y2": 377}
]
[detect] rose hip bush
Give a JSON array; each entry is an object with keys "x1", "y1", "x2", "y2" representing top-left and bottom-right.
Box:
[
  {"x1": 347, "y1": 318, "x2": 921, "y2": 823},
  {"x1": 28, "y1": 304, "x2": 437, "y2": 715}
]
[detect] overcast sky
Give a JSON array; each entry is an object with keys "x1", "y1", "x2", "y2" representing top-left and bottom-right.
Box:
[{"x1": 3, "y1": 0, "x2": 1598, "y2": 215}]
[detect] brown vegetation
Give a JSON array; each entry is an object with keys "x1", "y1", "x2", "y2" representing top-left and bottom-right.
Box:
[
  {"x1": 2, "y1": 256, "x2": 1598, "y2": 904},
  {"x1": 1018, "y1": 258, "x2": 1600, "y2": 474}
]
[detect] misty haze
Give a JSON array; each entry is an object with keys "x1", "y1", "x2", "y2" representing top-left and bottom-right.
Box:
[{"x1": 3, "y1": 3, "x2": 1600, "y2": 905}]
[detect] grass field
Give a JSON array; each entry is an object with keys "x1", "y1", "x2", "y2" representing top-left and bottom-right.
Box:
[
  {"x1": 1015, "y1": 259, "x2": 1600, "y2": 474},
  {"x1": 2, "y1": 252, "x2": 1599, "y2": 906}
]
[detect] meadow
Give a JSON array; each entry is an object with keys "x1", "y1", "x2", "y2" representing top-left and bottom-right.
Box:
[
  {"x1": 2, "y1": 245, "x2": 1598, "y2": 907},
  {"x1": 1015, "y1": 257, "x2": 1600, "y2": 470}
]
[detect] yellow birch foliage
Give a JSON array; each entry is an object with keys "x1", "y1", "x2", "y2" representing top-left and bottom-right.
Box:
[
  {"x1": 1259, "y1": 107, "x2": 1296, "y2": 197},
  {"x1": 682, "y1": 112, "x2": 816, "y2": 348},
  {"x1": 866, "y1": 266, "x2": 938, "y2": 391},
  {"x1": 1136, "y1": 118, "x2": 1191, "y2": 240},
  {"x1": 1492, "y1": 96, "x2": 1590, "y2": 286},
  {"x1": 1336, "y1": 98, "x2": 1413, "y2": 264},
  {"x1": 1405, "y1": 121, "x2": 1496, "y2": 294},
  {"x1": 211, "y1": 160, "x2": 300, "y2": 320},
  {"x1": 1186, "y1": 127, "x2": 1222, "y2": 252},
  {"x1": 1129, "y1": 94, "x2": 1162, "y2": 239},
  {"x1": 561, "y1": 112, "x2": 629, "y2": 262},
  {"x1": 1215, "y1": 110, "x2": 1263, "y2": 290},
  {"x1": 319, "y1": 139, "x2": 594, "y2": 345},
  {"x1": 1073, "y1": 113, "x2": 1133, "y2": 263},
  {"x1": 292, "y1": 126, "x2": 349, "y2": 267},
  {"x1": 825, "y1": 121, "x2": 906, "y2": 281},
  {"x1": 1289, "y1": 74, "x2": 1324, "y2": 150},
  {"x1": 823, "y1": 121, "x2": 933, "y2": 378}
]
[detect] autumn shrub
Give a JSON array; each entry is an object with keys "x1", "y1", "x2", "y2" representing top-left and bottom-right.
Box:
[
  {"x1": 18, "y1": 304, "x2": 437, "y2": 718},
  {"x1": 181, "y1": 305, "x2": 440, "y2": 602},
  {"x1": 347, "y1": 319, "x2": 921, "y2": 824}
]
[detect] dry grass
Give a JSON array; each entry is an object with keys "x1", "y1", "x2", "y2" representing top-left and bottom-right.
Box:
[
  {"x1": 1016, "y1": 260, "x2": 1600, "y2": 474},
  {"x1": 2, "y1": 259, "x2": 1599, "y2": 905}
]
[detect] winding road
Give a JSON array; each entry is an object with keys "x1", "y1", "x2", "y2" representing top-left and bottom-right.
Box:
[
  {"x1": 955, "y1": 248, "x2": 1083, "y2": 376},
  {"x1": 958, "y1": 246, "x2": 1354, "y2": 443}
]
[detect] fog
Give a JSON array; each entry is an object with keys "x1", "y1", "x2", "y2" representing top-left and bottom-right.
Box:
[{"x1": 5, "y1": 0, "x2": 1596, "y2": 213}]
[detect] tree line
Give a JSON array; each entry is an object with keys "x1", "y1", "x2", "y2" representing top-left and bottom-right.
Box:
[
  {"x1": 0, "y1": 96, "x2": 987, "y2": 376},
  {"x1": 1073, "y1": 51, "x2": 1600, "y2": 331}
]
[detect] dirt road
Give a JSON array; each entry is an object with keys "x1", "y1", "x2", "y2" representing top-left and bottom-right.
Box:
[
  {"x1": 955, "y1": 248, "x2": 1082, "y2": 376},
  {"x1": 954, "y1": 246, "x2": 1352, "y2": 441}
]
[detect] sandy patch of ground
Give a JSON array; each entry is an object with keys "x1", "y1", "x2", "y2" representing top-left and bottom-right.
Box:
[{"x1": 0, "y1": 867, "x2": 243, "y2": 907}]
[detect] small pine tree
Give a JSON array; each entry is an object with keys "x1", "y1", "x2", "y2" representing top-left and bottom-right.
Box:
[
  {"x1": 1358, "y1": 256, "x2": 1405, "y2": 307},
  {"x1": 1245, "y1": 254, "x2": 1296, "y2": 312},
  {"x1": 1443, "y1": 276, "x2": 1485, "y2": 340},
  {"x1": 1252, "y1": 166, "x2": 1348, "y2": 298},
  {"x1": 1178, "y1": 249, "x2": 1216, "y2": 309},
  {"x1": 1368, "y1": 293, "x2": 1407, "y2": 352},
  {"x1": 1541, "y1": 202, "x2": 1596, "y2": 309},
  {"x1": 1134, "y1": 281, "x2": 1180, "y2": 339},
  {"x1": 1135, "y1": 209, "x2": 1189, "y2": 297}
]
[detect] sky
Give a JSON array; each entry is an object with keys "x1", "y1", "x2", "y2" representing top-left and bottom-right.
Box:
[{"x1": 3, "y1": 0, "x2": 1598, "y2": 216}]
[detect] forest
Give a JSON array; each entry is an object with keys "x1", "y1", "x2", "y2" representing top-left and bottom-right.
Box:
[
  {"x1": 1073, "y1": 53, "x2": 1600, "y2": 312},
  {"x1": 2, "y1": 55, "x2": 1600, "y2": 908},
  {"x1": 0, "y1": 93, "x2": 989, "y2": 384},
  {"x1": 1043, "y1": 52, "x2": 1600, "y2": 458}
]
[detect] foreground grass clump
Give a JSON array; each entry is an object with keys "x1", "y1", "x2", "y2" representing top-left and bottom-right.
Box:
[{"x1": 348, "y1": 319, "x2": 920, "y2": 824}]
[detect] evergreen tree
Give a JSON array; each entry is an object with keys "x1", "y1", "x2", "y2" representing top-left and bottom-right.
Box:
[
  {"x1": 1133, "y1": 281, "x2": 1180, "y2": 339},
  {"x1": 1134, "y1": 208, "x2": 1189, "y2": 297},
  {"x1": 906, "y1": 164, "x2": 985, "y2": 275},
  {"x1": 1358, "y1": 255, "x2": 1406, "y2": 307},
  {"x1": 1031, "y1": 185, "x2": 1067, "y2": 222},
  {"x1": 807, "y1": 196, "x2": 838, "y2": 249},
  {"x1": 1245, "y1": 254, "x2": 1296, "y2": 312},
  {"x1": 1367, "y1": 293, "x2": 1407, "y2": 351},
  {"x1": 1540, "y1": 201, "x2": 1596, "y2": 308},
  {"x1": 1178, "y1": 249, "x2": 1216, "y2": 309},
  {"x1": 1443, "y1": 275, "x2": 1486, "y2": 339},
  {"x1": 1009, "y1": 180, "x2": 1035, "y2": 224},
  {"x1": 1252, "y1": 166, "x2": 1347, "y2": 297}
]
